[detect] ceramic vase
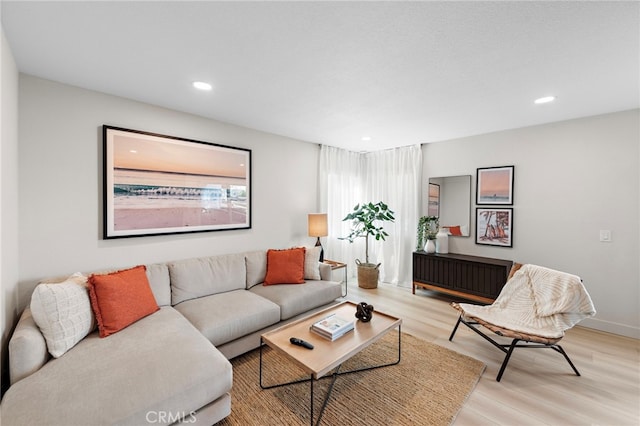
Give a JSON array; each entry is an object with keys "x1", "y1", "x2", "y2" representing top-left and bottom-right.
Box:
[
  {"x1": 425, "y1": 239, "x2": 436, "y2": 253},
  {"x1": 436, "y1": 229, "x2": 449, "y2": 254}
]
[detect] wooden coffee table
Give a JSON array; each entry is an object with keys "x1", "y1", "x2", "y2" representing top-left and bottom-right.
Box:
[{"x1": 259, "y1": 301, "x2": 402, "y2": 425}]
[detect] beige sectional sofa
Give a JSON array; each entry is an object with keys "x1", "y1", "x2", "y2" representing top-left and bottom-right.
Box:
[{"x1": 1, "y1": 249, "x2": 342, "y2": 425}]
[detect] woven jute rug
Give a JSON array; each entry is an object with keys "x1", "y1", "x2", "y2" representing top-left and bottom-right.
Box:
[{"x1": 217, "y1": 332, "x2": 485, "y2": 425}]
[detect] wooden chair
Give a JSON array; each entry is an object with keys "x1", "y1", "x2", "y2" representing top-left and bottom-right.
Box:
[{"x1": 449, "y1": 263, "x2": 596, "y2": 382}]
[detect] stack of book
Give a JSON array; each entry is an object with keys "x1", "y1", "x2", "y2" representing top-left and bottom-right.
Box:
[{"x1": 310, "y1": 313, "x2": 355, "y2": 341}]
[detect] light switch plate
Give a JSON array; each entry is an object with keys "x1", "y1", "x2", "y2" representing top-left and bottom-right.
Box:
[{"x1": 599, "y1": 230, "x2": 612, "y2": 242}]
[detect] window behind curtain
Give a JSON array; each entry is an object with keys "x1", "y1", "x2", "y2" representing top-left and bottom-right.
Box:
[{"x1": 319, "y1": 145, "x2": 421, "y2": 287}]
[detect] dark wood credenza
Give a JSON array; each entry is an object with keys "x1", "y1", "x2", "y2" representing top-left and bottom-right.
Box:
[{"x1": 412, "y1": 251, "x2": 513, "y2": 303}]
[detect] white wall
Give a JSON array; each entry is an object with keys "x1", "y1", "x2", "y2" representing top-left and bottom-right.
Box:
[
  {"x1": 16, "y1": 75, "x2": 321, "y2": 311},
  {"x1": 423, "y1": 110, "x2": 640, "y2": 338},
  {"x1": 1, "y1": 26, "x2": 20, "y2": 393}
]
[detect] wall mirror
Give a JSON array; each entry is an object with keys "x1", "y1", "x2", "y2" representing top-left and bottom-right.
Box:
[{"x1": 428, "y1": 175, "x2": 471, "y2": 237}]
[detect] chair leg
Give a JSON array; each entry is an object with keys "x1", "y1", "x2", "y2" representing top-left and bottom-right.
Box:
[
  {"x1": 555, "y1": 344, "x2": 581, "y2": 376},
  {"x1": 496, "y1": 338, "x2": 520, "y2": 382},
  {"x1": 449, "y1": 315, "x2": 463, "y2": 341},
  {"x1": 496, "y1": 340, "x2": 581, "y2": 382}
]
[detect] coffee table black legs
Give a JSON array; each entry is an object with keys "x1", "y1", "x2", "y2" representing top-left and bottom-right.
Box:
[
  {"x1": 311, "y1": 363, "x2": 341, "y2": 425},
  {"x1": 259, "y1": 326, "x2": 402, "y2": 425}
]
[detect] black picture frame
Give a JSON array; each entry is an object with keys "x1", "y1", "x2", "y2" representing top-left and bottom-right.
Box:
[
  {"x1": 103, "y1": 125, "x2": 251, "y2": 239},
  {"x1": 475, "y1": 207, "x2": 513, "y2": 247},
  {"x1": 476, "y1": 165, "x2": 514, "y2": 205}
]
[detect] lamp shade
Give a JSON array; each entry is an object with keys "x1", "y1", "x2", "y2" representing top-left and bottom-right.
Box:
[{"x1": 308, "y1": 213, "x2": 328, "y2": 237}]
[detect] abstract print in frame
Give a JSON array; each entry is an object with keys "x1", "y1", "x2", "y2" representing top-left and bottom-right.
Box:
[
  {"x1": 475, "y1": 208, "x2": 513, "y2": 247},
  {"x1": 103, "y1": 126, "x2": 251, "y2": 238},
  {"x1": 476, "y1": 165, "x2": 514, "y2": 205}
]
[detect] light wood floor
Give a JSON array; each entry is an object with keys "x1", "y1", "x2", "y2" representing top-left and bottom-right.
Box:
[{"x1": 340, "y1": 282, "x2": 640, "y2": 425}]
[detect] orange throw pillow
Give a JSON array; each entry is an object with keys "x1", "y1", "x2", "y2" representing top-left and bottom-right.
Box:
[
  {"x1": 448, "y1": 226, "x2": 463, "y2": 236},
  {"x1": 264, "y1": 247, "x2": 306, "y2": 285},
  {"x1": 88, "y1": 265, "x2": 159, "y2": 338}
]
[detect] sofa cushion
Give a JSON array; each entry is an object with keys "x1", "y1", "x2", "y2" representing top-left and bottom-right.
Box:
[
  {"x1": 169, "y1": 253, "x2": 246, "y2": 305},
  {"x1": 264, "y1": 247, "x2": 306, "y2": 285},
  {"x1": 88, "y1": 265, "x2": 159, "y2": 337},
  {"x1": 250, "y1": 280, "x2": 343, "y2": 320},
  {"x1": 174, "y1": 290, "x2": 281, "y2": 346},
  {"x1": 145, "y1": 262, "x2": 172, "y2": 307},
  {"x1": 0, "y1": 307, "x2": 232, "y2": 426},
  {"x1": 245, "y1": 250, "x2": 267, "y2": 289},
  {"x1": 30, "y1": 274, "x2": 96, "y2": 358}
]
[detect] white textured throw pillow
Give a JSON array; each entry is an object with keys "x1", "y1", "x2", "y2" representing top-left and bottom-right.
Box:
[
  {"x1": 304, "y1": 246, "x2": 322, "y2": 280},
  {"x1": 30, "y1": 273, "x2": 96, "y2": 358}
]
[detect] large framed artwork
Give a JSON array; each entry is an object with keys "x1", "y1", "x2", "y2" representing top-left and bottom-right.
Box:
[
  {"x1": 475, "y1": 208, "x2": 513, "y2": 247},
  {"x1": 103, "y1": 126, "x2": 251, "y2": 239},
  {"x1": 476, "y1": 165, "x2": 514, "y2": 205}
]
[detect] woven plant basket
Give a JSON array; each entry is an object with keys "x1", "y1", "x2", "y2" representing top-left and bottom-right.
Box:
[{"x1": 356, "y1": 261, "x2": 381, "y2": 289}]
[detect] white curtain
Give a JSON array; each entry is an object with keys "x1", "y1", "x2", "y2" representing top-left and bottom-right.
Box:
[
  {"x1": 319, "y1": 146, "x2": 364, "y2": 276},
  {"x1": 319, "y1": 144, "x2": 422, "y2": 287}
]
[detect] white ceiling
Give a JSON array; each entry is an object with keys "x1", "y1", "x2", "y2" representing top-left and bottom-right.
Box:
[{"x1": 2, "y1": 1, "x2": 638, "y2": 152}]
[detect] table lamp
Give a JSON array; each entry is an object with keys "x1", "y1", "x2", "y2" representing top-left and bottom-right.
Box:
[{"x1": 308, "y1": 213, "x2": 328, "y2": 262}]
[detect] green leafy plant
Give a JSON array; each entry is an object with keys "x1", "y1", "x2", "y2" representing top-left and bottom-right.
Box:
[
  {"x1": 340, "y1": 202, "x2": 395, "y2": 264},
  {"x1": 416, "y1": 216, "x2": 439, "y2": 250}
]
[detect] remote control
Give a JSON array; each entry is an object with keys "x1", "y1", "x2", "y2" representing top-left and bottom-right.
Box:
[{"x1": 290, "y1": 337, "x2": 314, "y2": 349}]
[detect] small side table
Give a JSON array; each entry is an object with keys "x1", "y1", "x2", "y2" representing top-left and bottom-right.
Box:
[{"x1": 323, "y1": 260, "x2": 348, "y2": 297}]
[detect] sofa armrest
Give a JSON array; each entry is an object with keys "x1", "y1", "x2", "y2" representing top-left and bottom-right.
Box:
[
  {"x1": 8, "y1": 307, "x2": 50, "y2": 385},
  {"x1": 319, "y1": 262, "x2": 332, "y2": 281}
]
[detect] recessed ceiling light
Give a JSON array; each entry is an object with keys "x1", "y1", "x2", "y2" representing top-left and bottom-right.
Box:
[
  {"x1": 193, "y1": 81, "x2": 213, "y2": 91},
  {"x1": 361, "y1": 136, "x2": 372, "y2": 141},
  {"x1": 534, "y1": 96, "x2": 556, "y2": 104}
]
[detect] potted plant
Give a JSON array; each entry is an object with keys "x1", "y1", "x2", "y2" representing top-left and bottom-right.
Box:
[
  {"x1": 416, "y1": 216, "x2": 439, "y2": 253},
  {"x1": 340, "y1": 202, "x2": 395, "y2": 289}
]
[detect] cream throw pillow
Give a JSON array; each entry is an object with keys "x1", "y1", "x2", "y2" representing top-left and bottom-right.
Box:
[
  {"x1": 304, "y1": 246, "x2": 322, "y2": 280},
  {"x1": 30, "y1": 273, "x2": 96, "y2": 358}
]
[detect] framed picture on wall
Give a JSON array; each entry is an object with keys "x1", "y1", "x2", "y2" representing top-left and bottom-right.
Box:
[
  {"x1": 475, "y1": 208, "x2": 513, "y2": 247},
  {"x1": 476, "y1": 165, "x2": 514, "y2": 205},
  {"x1": 427, "y1": 183, "x2": 440, "y2": 216},
  {"x1": 103, "y1": 125, "x2": 251, "y2": 239}
]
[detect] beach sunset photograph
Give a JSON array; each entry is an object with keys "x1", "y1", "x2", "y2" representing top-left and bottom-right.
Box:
[
  {"x1": 476, "y1": 166, "x2": 514, "y2": 205},
  {"x1": 104, "y1": 126, "x2": 251, "y2": 238}
]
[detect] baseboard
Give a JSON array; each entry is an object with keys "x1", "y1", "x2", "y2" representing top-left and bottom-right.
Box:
[{"x1": 579, "y1": 317, "x2": 640, "y2": 339}]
